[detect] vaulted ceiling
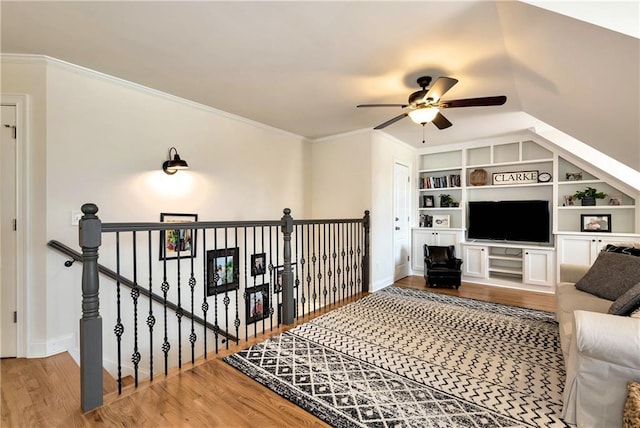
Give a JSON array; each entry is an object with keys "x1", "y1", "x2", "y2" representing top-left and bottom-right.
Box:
[{"x1": 1, "y1": 1, "x2": 638, "y2": 169}]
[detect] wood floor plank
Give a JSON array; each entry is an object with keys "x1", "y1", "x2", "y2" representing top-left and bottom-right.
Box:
[{"x1": 1, "y1": 279, "x2": 555, "y2": 427}]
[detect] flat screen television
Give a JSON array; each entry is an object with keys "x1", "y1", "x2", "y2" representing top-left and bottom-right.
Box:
[{"x1": 467, "y1": 200, "x2": 550, "y2": 244}]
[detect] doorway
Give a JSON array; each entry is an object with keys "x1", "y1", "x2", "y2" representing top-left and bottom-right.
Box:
[
  {"x1": 1, "y1": 104, "x2": 17, "y2": 357},
  {"x1": 393, "y1": 161, "x2": 411, "y2": 280}
]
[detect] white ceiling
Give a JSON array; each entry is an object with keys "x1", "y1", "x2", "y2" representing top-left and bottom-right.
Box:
[{"x1": 1, "y1": 1, "x2": 639, "y2": 167}]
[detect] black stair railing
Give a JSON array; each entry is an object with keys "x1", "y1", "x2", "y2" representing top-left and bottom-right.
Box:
[{"x1": 75, "y1": 203, "x2": 370, "y2": 412}]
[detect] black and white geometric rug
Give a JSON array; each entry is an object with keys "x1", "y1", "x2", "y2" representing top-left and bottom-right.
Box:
[{"x1": 224, "y1": 287, "x2": 569, "y2": 427}]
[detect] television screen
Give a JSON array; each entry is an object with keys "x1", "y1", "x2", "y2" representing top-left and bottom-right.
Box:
[{"x1": 467, "y1": 200, "x2": 550, "y2": 243}]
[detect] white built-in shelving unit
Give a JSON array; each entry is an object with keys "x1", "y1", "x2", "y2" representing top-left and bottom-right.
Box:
[{"x1": 412, "y1": 136, "x2": 639, "y2": 293}]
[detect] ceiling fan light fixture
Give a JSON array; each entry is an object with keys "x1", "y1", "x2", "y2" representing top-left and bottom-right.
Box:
[{"x1": 408, "y1": 107, "x2": 439, "y2": 124}]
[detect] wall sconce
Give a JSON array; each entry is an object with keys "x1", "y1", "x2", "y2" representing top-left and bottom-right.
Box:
[{"x1": 162, "y1": 147, "x2": 189, "y2": 175}]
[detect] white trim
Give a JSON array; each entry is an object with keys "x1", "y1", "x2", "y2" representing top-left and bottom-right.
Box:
[
  {"x1": 0, "y1": 53, "x2": 305, "y2": 141},
  {"x1": 311, "y1": 127, "x2": 372, "y2": 143},
  {"x1": 1, "y1": 93, "x2": 29, "y2": 358}
]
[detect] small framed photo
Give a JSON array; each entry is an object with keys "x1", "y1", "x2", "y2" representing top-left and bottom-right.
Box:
[
  {"x1": 206, "y1": 247, "x2": 240, "y2": 295},
  {"x1": 563, "y1": 195, "x2": 575, "y2": 206},
  {"x1": 565, "y1": 172, "x2": 582, "y2": 181},
  {"x1": 608, "y1": 194, "x2": 623, "y2": 206},
  {"x1": 424, "y1": 195, "x2": 435, "y2": 208},
  {"x1": 580, "y1": 214, "x2": 611, "y2": 233},
  {"x1": 251, "y1": 253, "x2": 266, "y2": 276},
  {"x1": 246, "y1": 284, "x2": 269, "y2": 324},
  {"x1": 432, "y1": 214, "x2": 450, "y2": 229},
  {"x1": 159, "y1": 213, "x2": 197, "y2": 260}
]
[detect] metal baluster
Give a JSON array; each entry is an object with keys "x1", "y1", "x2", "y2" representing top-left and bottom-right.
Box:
[
  {"x1": 176, "y1": 234, "x2": 182, "y2": 369},
  {"x1": 363, "y1": 210, "x2": 370, "y2": 293},
  {"x1": 294, "y1": 224, "x2": 300, "y2": 321},
  {"x1": 321, "y1": 223, "x2": 327, "y2": 307},
  {"x1": 114, "y1": 232, "x2": 123, "y2": 394},
  {"x1": 245, "y1": 227, "x2": 251, "y2": 340},
  {"x1": 340, "y1": 223, "x2": 346, "y2": 297},
  {"x1": 331, "y1": 223, "x2": 337, "y2": 304},
  {"x1": 233, "y1": 227, "x2": 240, "y2": 345},
  {"x1": 213, "y1": 228, "x2": 219, "y2": 354},
  {"x1": 202, "y1": 229, "x2": 209, "y2": 358},
  {"x1": 131, "y1": 232, "x2": 140, "y2": 387},
  {"x1": 147, "y1": 231, "x2": 154, "y2": 381},
  {"x1": 189, "y1": 225, "x2": 197, "y2": 365},
  {"x1": 161, "y1": 239, "x2": 170, "y2": 375}
]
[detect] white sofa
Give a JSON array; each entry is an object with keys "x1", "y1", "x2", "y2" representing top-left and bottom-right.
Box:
[{"x1": 556, "y1": 263, "x2": 640, "y2": 427}]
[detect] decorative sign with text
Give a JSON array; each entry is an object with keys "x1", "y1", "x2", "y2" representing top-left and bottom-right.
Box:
[{"x1": 492, "y1": 170, "x2": 539, "y2": 185}]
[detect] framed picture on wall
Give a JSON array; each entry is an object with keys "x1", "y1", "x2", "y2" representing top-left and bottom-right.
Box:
[
  {"x1": 580, "y1": 214, "x2": 611, "y2": 233},
  {"x1": 251, "y1": 253, "x2": 267, "y2": 276},
  {"x1": 245, "y1": 284, "x2": 269, "y2": 324},
  {"x1": 206, "y1": 247, "x2": 240, "y2": 295},
  {"x1": 159, "y1": 213, "x2": 198, "y2": 260}
]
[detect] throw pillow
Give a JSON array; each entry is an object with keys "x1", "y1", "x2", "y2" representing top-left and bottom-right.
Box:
[
  {"x1": 575, "y1": 251, "x2": 640, "y2": 301},
  {"x1": 608, "y1": 282, "x2": 640, "y2": 316},
  {"x1": 632, "y1": 308, "x2": 640, "y2": 319},
  {"x1": 623, "y1": 382, "x2": 640, "y2": 428},
  {"x1": 604, "y1": 244, "x2": 640, "y2": 257}
]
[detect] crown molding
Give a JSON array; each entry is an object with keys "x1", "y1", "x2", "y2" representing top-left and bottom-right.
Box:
[{"x1": 0, "y1": 53, "x2": 306, "y2": 141}]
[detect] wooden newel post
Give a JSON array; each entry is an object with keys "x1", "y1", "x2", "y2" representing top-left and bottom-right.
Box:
[
  {"x1": 362, "y1": 210, "x2": 370, "y2": 293},
  {"x1": 281, "y1": 208, "x2": 295, "y2": 325},
  {"x1": 79, "y1": 203, "x2": 103, "y2": 412}
]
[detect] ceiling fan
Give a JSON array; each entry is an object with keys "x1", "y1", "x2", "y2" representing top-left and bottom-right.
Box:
[{"x1": 357, "y1": 76, "x2": 507, "y2": 130}]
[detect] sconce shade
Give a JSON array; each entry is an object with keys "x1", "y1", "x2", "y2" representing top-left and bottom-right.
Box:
[
  {"x1": 163, "y1": 147, "x2": 189, "y2": 175},
  {"x1": 408, "y1": 107, "x2": 439, "y2": 124}
]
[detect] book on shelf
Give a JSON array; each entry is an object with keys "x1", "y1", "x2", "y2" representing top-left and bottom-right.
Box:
[{"x1": 419, "y1": 174, "x2": 461, "y2": 189}]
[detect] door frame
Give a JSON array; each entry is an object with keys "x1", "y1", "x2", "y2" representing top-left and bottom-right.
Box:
[
  {"x1": 392, "y1": 158, "x2": 412, "y2": 280},
  {"x1": 2, "y1": 94, "x2": 29, "y2": 357}
]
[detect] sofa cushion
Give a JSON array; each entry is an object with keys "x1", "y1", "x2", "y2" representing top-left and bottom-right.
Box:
[
  {"x1": 609, "y1": 282, "x2": 640, "y2": 316},
  {"x1": 575, "y1": 252, "x2": 640, "y2": 300}
]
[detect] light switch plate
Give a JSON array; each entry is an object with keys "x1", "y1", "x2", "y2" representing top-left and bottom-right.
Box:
[{"x1": 71, "y1": 210, "x2": 82, "y2": 226}]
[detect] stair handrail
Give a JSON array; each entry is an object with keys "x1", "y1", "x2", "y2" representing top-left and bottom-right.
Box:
[{"x1": 47, "y1": 239, "x2": 236, "y2": 342}]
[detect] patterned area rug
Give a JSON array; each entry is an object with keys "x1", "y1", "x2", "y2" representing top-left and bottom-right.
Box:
[{"x1": 223, "y1": 287, "x2": 568, "y2": 427}]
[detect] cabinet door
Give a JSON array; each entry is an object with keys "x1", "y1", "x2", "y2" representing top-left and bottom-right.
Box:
[
  {"x1": 557, "y1": 235, "x2": 594, "y2": 266},
  {"x1": 524, "y1": 249, "x2": 554, "y2": 287},
  {"x1": 463, "y1": 246, "x2": 487, "y2": 278},
  {"x1": 434, "y1": 231, "x2": 458, "y2": 247}
]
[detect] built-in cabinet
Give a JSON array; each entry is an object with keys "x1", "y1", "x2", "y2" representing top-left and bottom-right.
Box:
[{"x1": 413, "y1": 136, "x2": 639, "y2": 293}]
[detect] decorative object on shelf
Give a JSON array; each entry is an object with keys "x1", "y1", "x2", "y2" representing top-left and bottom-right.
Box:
[
  {"x1": 439, "y1": 194, "x2": 454, "y2": 207},
  {"x1": 419, "y1": 214, "x2": 433, "y2": 228},
  {"x1": 566, "y1": 172, "x2": 582, "y2": 181},
  {"x1": 563, "y1": 195, "x2": 575, "y2": 206},
  {"x1": 432, "y1": 214, "x2": 450, "y2": 228},
  {"x1": 538, "y1": 172, "x2": 552, "y2": 183},
  {"x1": 492, "y1": 170, "x2": 539, "y2": 185},
  {"x1": 580, "y1": 214, "x2": 612, "y2": 232},
  {"x1": 424, "y1": 195, "x2": 435, "y2": 208},
  {"x1": 207, "y1": 247, "x2": 240, "y2": 295},
  {"x1": 159, "y1": 212, "x2": 198, "y2": 260},
  {"x1": 469, "y1": 168, "x2": 488, "y2": 186},
  {"x1": 609, "y1": 194, "x2": 623, "y2": 206},
  {"x1": 573, "y1": 187, "x2": 607, "y2": 206},
  {"x1": 162, "y1": 146, "x2": 189, "y2": 175}
]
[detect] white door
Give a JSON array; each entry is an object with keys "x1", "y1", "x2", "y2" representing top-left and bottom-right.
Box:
[
  {"x1": 393, "y1": 162, "x2": 411, "y2": 280},
  {"x1": 1, "y1": 105, "x2": 17, "y2": 357}
]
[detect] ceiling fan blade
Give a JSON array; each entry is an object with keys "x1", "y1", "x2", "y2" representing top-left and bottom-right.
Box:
[
  {"x1": 373, "y1": 113, "x2": 408, "y2": 129},
  {"x1": 432, "y1": 112, "x2": 452, "y2": 130},
  {"x1": 357, "y1": 104, "x2": 408, "y2": 108},
  {"x1": 440, "y1": 95, "x2": 507, "y2": 108},
  {"x1": 425, "y1": 77, "x2": 459, "y2": 102}
]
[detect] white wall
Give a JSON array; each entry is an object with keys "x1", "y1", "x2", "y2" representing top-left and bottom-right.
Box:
[{"x1": 2, "y1": 56, "x2": 311, "y2": 357}]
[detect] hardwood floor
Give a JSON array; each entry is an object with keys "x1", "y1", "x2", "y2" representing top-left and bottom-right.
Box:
[{"x1": 1, "y1": 278, "x2": 556, "y2": 427}]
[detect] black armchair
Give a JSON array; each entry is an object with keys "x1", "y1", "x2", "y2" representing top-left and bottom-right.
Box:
[{"x1": 424, "y1": 245, "x2": 463, "y2": 289}]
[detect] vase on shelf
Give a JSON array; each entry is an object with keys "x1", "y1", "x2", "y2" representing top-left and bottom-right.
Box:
[{"x1": 581, "y1": 196, "x2": 596, "y2": 206}]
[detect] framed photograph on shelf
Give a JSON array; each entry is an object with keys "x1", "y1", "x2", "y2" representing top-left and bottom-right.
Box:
[
  {"x1": 432, "y1": 214, "x2": 450, "y2": 229},
  {"x1": 159, "y1": 213, "x2": 197, "y2": 260},
  {"x1": 566, "y1": 172, "x2": 583, "y2": 181},
  {"x1": 563, "y1": 195, "x2": 575, "y2": 206},
  {"x1": 423, "y1": 195, "x2": 435, "y2": 208},
  {"x1": 580, "y1": 214, "x2": 611, "y2": 233},
  {"x1": 251, "y1": 252, "x2": 266, "y2": 276},
  {"x1": 206, "y1": 247, "x2": 239, "y2": 295},
  {"x1": 608, "y1": 194, "x2": 623, "y2": 206},
  {"x1": 245, "y1": 284, "x2": 269, "y2": 324}
]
